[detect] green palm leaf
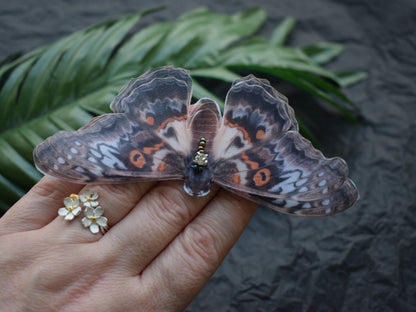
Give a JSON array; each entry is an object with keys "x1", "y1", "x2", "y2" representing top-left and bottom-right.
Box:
[{"x1": 0, "y1": 7, "x2": 365, "y2": 212}]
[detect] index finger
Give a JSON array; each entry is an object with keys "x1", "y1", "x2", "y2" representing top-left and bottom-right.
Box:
[{"x1": 137, "y1": 189, "x2": 257, "y2": 311}]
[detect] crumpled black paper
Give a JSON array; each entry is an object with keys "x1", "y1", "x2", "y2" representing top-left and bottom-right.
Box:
[
  {"x1": 1, "y1": 0, "x2": 415, "y2": 310},
  {"x1": 190, "y1": 1, "x2": 416, "y2": 310}
]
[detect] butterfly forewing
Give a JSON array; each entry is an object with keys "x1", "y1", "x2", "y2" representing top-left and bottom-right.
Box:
[
  {"x1": 212, "y1": 75, "x2": 298, "y2": 160},
  {"x1": 110, "y1": 66, "x2": 191, "y2": 117}
]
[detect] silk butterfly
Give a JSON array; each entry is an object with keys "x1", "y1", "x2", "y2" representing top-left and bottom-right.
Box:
[{"x1": 34, "y1": 66, "x2": 358, "y2": 216}]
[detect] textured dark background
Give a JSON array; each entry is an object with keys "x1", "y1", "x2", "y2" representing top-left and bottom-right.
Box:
[{"x1": 1, "y1": 0, "x2": 415, "y2": 311}]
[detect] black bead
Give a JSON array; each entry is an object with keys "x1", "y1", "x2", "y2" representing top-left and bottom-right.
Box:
[{"x1": 192, "y1": 164, "x2": 204, "y2": 174}]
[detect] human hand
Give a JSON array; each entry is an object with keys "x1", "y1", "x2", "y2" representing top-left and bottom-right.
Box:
[{"x1": 0, "y1": 177, "x2": 257, "y2": 311}]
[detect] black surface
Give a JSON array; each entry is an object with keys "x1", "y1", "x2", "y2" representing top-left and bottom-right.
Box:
[{"x1": 1, "y1": 0, "x2": 415, "y2": 311}]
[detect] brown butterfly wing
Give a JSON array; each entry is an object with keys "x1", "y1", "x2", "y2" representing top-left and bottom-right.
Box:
[
  {"x1": 212, "y1": 75, "x2": 358, "y2": 216},
  {"x1": 34, "y1": 67, "x2": 192, "y2": 183}
]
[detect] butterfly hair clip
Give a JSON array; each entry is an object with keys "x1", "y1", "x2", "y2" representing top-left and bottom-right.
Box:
[{"x1": 34, "y1": 66, "x2": 358, "y2": 216}]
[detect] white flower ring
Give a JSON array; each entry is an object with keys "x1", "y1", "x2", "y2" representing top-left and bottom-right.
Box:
[
  {"x1": 82, "y1": 206, "x2": 108, "y2": 234},
  {"x1": 58, "y1": 191, "x2": 108, "y2": 234},
  {"x1": 58, "y1": 195, "x2": 82, "y2": 221}
]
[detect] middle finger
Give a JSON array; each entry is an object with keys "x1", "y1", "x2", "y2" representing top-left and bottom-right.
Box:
[{"x1": 101, "y1": 180, "x2": 219, "y2": 274}]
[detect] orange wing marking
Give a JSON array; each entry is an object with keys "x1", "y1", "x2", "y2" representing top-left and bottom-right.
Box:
[
  {"x1": 157, "y1": 115, "x2": 187, "y2": 132},
  {"x1": 233, "y1": 174, "x2": 241, "y2": 184},
  {"x1": 146, "y1": 116, "x2": 154, "y2": 125},
  {"x1": 157, "y1": 163, "x2": 166, "y2": 172},
  {"x1": 224, "y1": 118, "x2": 251, "y2": 144},
  {"x1": 129, "y1": 150, "x2": 146, "y2": 168},
  {"x1": 253, "y1": 168, "x2": 271, "y2": 186},
  {"x1": 241, "y1": 151, "x2": 259, "y2": 169},
  {"x1": 256, "y1": 129, "x2": 265, "y2": 139},
  {"x1": 143, "y1": 142, "x2": 165, "y2": 155}
]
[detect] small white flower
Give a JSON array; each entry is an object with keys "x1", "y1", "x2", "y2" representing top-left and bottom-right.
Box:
[
  {"x1": 58, "y1": 195, "x2": 82, "y2": 221},
  {"x1": 79, "y1": 189, "x2": 99, "y2": 208},
  {"x1": 82, "y1": 206, "x2": 108, "y2": 234}
]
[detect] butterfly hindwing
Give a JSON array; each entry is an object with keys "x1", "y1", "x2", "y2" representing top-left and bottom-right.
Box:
[
  {"x1": 34, "y1": 67, "x2": 193, "y2": 183},
  {"x1": 214, "y1": 133, "x2": 349, "y2": 200},
  {"x1": 225, "y1": 178, "x2": 358, "y2": 216}
]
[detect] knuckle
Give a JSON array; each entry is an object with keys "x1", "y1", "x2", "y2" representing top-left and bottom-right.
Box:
[
  {"x1": 28, "y1": 246, "x2": 101, "y2": 293},
  {"x1": 148, "y1": 185, "x2": 194, "y2": 227},
  {"x1": 27, "y1": 252, "x2": 70, "y2": 292},
  {"x1": 180, "y1": 222, "x2": 221, "y2": 270},
  {"x1": 96, "y1": 183, "x2": 139, "y2": 204},
  {"x1": 32, "y1": 178, "x2": 62, "y2": 199}
]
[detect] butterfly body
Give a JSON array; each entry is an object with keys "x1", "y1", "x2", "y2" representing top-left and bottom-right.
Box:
[
  {"x1": 184, "y1": 151, "x2": 214, "y2": 197},
  {"x1": 34, "y1": 66, "x2": 358, "y2": 216}
]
